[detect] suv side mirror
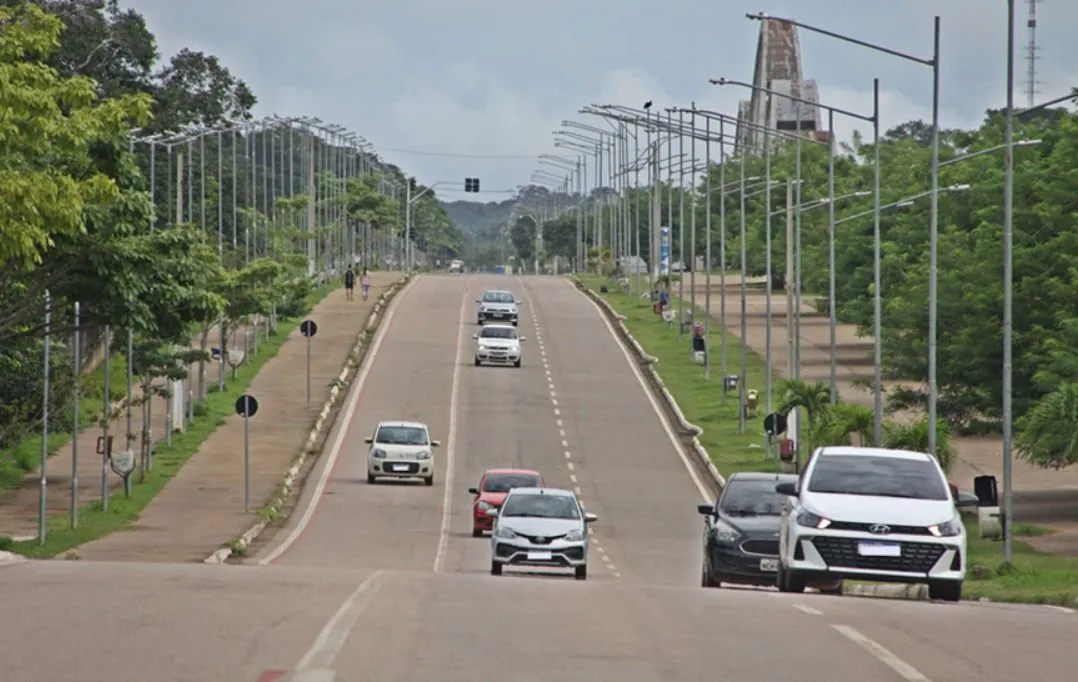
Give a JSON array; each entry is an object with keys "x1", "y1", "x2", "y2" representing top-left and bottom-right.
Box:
[
  {"x1": 697, "y1": 503, "x2": 716, "y2": 516},
  {"x1": 583, "y1": 512, "x2": 598, "y2": 523},
  {"x1": 475, "y1": 299, "x2": 483, "y2": 304},
  {"x1": 775, "y1": 482, "x2": 798, "y2": 496},
  {"x1": 955, "y1": 491, "x2": 979, "y2": 508},
  {"x1": 364, "y1": 437, "x2": 373, "y2": 444},
  {"x1": 468, "y1": 487, "x2": 479, "y2": 495}
]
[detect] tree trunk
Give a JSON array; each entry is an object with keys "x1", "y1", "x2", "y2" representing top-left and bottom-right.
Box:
[{"x1": 198, "y1": 325, "x2": 212, "y2": 402}]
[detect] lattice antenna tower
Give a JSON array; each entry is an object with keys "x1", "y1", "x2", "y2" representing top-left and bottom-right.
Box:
[{"x1": 1025, "y1": 0, "x2": 1041, "y2": 107}]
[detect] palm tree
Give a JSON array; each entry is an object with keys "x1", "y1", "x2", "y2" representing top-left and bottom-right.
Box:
[
  {"x1": 777, "y1": 379, "x2": 832, "y2": 431},
  {"x1": 1016, "y1": 383, "x2": 1078, "y2": 470},
  {"x1": 809, "y1": 403, "x2": 875, "y2": 450},
  {"x1": 883, "y1": 417, "x2": 956, "y2": 474}
]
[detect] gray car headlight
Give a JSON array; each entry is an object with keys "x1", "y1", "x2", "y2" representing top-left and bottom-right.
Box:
[
  {"x1": 710, "y1": 520, "x2": 741, "y2": 544},
  {"x1": 371, "y1": 449, "x2": 387, "y2": 459},
  {"x1": 929, "y1": 517, "x2": 963, "y2": 537},
  {"x1": 415, "y1": 451, "x2": 431, "y2": 460},
  {"x1": 563, "y1": 529, "x2": 585, "y2": 542},
  {"x1": 494, "y1": 526, "x2": 518, "y2": 539}
]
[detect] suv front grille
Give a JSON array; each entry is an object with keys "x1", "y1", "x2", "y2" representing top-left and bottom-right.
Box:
[
  {"x1": 826, "y1": 520, "x2": 933, "y2": 536},
  {"x1": 517, "y1": 533, "x2": 565, "y2": 545},
  {"x1": 811, "y1": 537, "x2": 946, "y2": 573},
  {"x1": 740, "y1": 539, "x2": 779, "y2": 556}
]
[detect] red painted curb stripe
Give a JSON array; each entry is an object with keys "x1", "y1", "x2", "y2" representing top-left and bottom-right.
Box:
[{"x1": 256, "y1": 670, "x2": 287, "y2": 682}]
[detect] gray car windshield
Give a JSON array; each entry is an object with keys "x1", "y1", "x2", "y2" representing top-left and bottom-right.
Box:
[
  {"x1": 483, "y1": 292, "x2": 514, "y2": 303},
  {"x1": 480, "y1": 327, "x2": 517, "y2": 339},
  {"x1": 807, "y1": 455, "x2": 948, "y2": 500},
  {"x1": 375, "y1": 426, "x2": 428, "y2": 446},
  {"x1": 501, "y1": 493, "x2": 580, "y2": 519},
  {"x1": 483, "y1": 473, "x2": 541, "y2": 492},
  {"x1": 719, "y1": 480, "x2": 789, "y2": 516}
]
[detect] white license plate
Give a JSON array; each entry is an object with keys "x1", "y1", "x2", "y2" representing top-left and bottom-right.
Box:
[
  {"x1": 527, "y1": 551, "x2": 553, "y2": 561},
  {"x1": 858, "y1": 542, "x2": 901, "y2": 557},
  {"x1": 391, "y1": 464, "x2": 410, "y2": 472},
  {"x1": 759, "y1": 559, "x2": 778, "y2": 572}
]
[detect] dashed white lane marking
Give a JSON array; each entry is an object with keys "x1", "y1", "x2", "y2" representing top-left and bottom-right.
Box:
[
  {"x1": 521, "y1": 280, "x2": 617, "y2": 580},
  {"x1": 293, "y1": 571, "x2": 385, "y2": 674},
  {"x1": 793, "y1": 604, "x2": 823, "y2": 616},
  {"x1": 832, "y1": 625, "x2": 933, "y2": 682}
]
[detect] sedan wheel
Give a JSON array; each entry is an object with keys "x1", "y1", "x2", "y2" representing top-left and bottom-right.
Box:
[
  {"x1": 490, "y1": 561, "x2": 503, "y2": 576},
  {"x1": 574, "y1": 565, "x2": 587, "y2": 581}
]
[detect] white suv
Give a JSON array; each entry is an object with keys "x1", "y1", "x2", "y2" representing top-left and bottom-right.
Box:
[{"x1": 774, "y1": 446, "x2": 977, "y2": 602}]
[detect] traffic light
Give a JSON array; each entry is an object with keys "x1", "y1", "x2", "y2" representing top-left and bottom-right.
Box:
[{"x1": 464, "y1": 177, "x2": 480, "y2": 192}]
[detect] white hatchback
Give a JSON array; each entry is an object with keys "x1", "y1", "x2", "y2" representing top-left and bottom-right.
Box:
[
  {"x1": 774, "y1": 446, "x2": 977, "y2": 602},
  {"x1": 473, "y1": 324, "x2": 525, "y2": 367},
  {"x1": 365, "y1": 421, "x2": 439, "y2": 486}
]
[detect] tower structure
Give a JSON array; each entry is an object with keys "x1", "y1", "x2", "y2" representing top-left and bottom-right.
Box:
[
  {"x1": 735, "y1": 19, "x2": 827, "y2": 154},
  {"x1": 1025, "y1": 0, "x2": 1040, "y2": 107}
]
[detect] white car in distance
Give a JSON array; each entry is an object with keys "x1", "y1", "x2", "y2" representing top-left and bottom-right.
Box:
[
  {"x1": 365, "y1": 420, "x2": 439, "y2": 486},
  {"x1": 473, "y1": 324, "x2": 525, "y2": 367},
  {"x1": 774, "y1": 445, "x2": 977, "y2": 602}
]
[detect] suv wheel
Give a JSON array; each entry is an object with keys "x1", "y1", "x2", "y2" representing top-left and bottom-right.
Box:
[
  {"x1": 701, "y1": 564, "x2": 719, "y2": 588},
  {"x1": 776, "y1": 562, "x2": 806, "y2": 593},
  {"x1": 928, "y1": 579, "x2": 962, "y2": 602}
]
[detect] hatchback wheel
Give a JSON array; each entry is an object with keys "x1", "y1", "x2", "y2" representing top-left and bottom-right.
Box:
[
  {"x1": 490, "y1": 561, "x2": 502, "y2": 576},
  {"x1": 367, "y1": 473, "x2": 376, "y2": 484},
  {"x1": 574, "y1": 565, "x2": 587, "y2": 581},
  {"x1": 928, "y1": 579, "x2": 962, "y2": 602}
]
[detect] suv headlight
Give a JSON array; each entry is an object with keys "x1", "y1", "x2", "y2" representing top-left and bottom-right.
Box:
[
  {"x1": 494, "y1": 526, "x2": 518, "y2": 539},
  {"x1": 795, "y1": 509, "x2": 831, "y2": 529},
  {"x1": 415, "y1": 451, "x2": 431, "y2": 460},
  {"x1": 477, "y1": 501, "x2": 494, "y2": 511},
  {"x1": 710, "y1": 520, "x2": 741, "y2": 544},
  {"x1": 563, "y1": 529, "x2": 585, "y2": 542},
  {"x1": 371, "y1": 449, "x2": 387, "y2": 459},
  {"x1": 929, "y1": 517, "x2": 963, "y2": 537}
]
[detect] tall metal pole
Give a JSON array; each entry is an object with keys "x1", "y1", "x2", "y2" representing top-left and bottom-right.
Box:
[
  {"x1": 871, "y1": 78, "x2": 883, "y2": 446},
  {"x1": 689, "y1": 112, "x2": 698, "y2": 329},
  {"x1": 71, "y1": 302, "x2": 80, "y2": 528},
  {"x1": 677, "y1": 110, "x2": 685, "y2": 338},
  {"x1": 717, "y1": 117, "x2": 726, "y2": 389},
  {"x1": 101, "y1": 326, "x2": 110, "y2": 512},
  {"x1": 38, "y1": 291, "x2": 51, "y2": 544},
  {"x1": 1002, "y1": 0, "x2": 1016, "y2": 565},
  {"x1": 794, "y1": 108, "x2": 804, "y2": 380},
  {"x1": 738, "y1": 145, "x2": 748, "y2": 433},
  {"x1": 218, "y1": 129, "x2": 226, "y2": 392},
  {"x1": 704, "y1": 116, "x2": 712, "y2": 381},
  {"x1": 927, "y1": 16, "x2": 942, "y2": 455},
  {"x1": 826, "y1": 110, "x2": 838, "y2": 404},
  {"x1": 764, "y1": 115, "x2": 774, "y2": 457}
]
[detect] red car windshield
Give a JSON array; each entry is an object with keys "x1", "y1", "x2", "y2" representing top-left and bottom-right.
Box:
[{"x1": 482, "y1": 473, "x2": 540, "y2": 493}]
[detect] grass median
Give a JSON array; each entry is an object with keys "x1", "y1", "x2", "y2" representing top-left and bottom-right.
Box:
[
  {"x1": 3, "y1": 282, "x2": 337, "y2": 559},
  {"x1": 576, "y1": 274, "x2": 779, "y2": 477},
  {"x1": 962, "y1": 519, "x2": 1078, "y2": 606}
]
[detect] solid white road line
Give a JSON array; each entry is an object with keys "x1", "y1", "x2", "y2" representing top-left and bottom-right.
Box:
[
  {"x1": 292, "y1": 571, "x2": 386, "y2": 676},
  {"x1": 432, "y1": 289, "x2": 470, "y2": 573},
  {"x1": 832, "y1": 625, "x2": 933, "y2": 682},
  {"x1": 574, "y1": 284, "x2": 712, "y2": 502},
  {"x1": 258, "y1": 277, "x2": 419, "y2": 565}
]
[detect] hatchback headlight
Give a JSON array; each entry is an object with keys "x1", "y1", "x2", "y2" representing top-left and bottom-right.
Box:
[
  {"x1": 371, "y1": 449, "x2": 387, "y2": 459},
  {"x1": 494, "y1": 526, "x2": 518, "y2": 539},
  {"x1": 929, "y1": 517, "x2": 964, "y2": 537},
  {"x1": 415, "y1": 451, "x2": 431, "y2": 460},
  {"x1": 710, "y1": 520, "x2": 741, "y2": 544},
  {"x1": 477, "y1": 501, "x2": 494, "y2": 511},
  {"x1": 563, "y1": 529, "x2": 585, "y2": 542},
  {"x1": 795, "y1": 509, "x2": 831, "y2": 529}
]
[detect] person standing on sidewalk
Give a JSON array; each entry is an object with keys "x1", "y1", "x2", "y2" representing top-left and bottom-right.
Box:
[
  {"x1": 360, "y1": 266, "x2": 371, "y2": 301},
  {"x1": 344, "y1": 266, "x2": 356, "y2": 301}
]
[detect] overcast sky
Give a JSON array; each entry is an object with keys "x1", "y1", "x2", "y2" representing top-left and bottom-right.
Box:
[{"x1": 130, "y1": 0, "x2": 1076, "y2": 201}]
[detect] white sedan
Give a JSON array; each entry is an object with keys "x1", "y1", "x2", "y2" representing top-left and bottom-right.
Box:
[
  {"x1": 473, "y1": 324, "x2": 525, "y2": 367},
  {"x1": 365, "y1": 420, "x2": 439, "y2": 486}
]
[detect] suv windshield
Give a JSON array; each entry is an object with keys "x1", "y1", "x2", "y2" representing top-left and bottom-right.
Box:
[
  {"x1": 480, "y1": 327, "x2": 517, "y2": 340},
  {"x1": 719, "y1": 479, "x2": 790, "y2": 516},
  {"x1": 482, "y1": 292, "x2": 515, "y2": 303},
  {"x1": 483, "y1": 473, "x2": 540, "y2": 493},
  {"x1": 375, "y1": 425, "x2": 429, "y2": 446},
  {"x1": 501, "y1": 493, "x2": 580, "y2": 519},
  {"x1": 807, "y1": 454, "x2": 948, "y2": 500}
]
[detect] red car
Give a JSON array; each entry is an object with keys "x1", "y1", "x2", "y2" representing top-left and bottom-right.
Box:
[{"x1": 469, "y1": 468, "x2": 545, "y2": 536}]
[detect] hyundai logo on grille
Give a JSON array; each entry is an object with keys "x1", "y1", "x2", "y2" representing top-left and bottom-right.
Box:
[{"x1": 869, "y1": 524, "x2": 891, "y2": 535}]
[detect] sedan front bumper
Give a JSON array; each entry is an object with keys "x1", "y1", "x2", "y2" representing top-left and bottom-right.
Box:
[
  {"x1": 492, "y1": 538, "x2": 587, "y2": 568},
  {"x1": 368, "y1": 457, "x2": 433, "y2": 478}
]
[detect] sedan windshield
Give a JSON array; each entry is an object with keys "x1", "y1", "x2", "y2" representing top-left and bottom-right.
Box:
[
  {"x1": 375, "y1": 426, "x2": 429, "y2": 446},
  {"x1": 501, "y1": 493, "x2": 580, "y2": 519},
  {"x1": 483, "y1": 473, "x2": 540, "y2": 493},
  {"x1": 483, "y1": 292, "x2": 515, "y2": 303},
  {"x1": 719, "y1": 479, "x2": 790, "y2": 516},
  {"x1": 480, "y1": 327, "x2": 517, "y2": 340},
  {"x1": 807, "y1": 454, "x2": 948, "y2": 500}
]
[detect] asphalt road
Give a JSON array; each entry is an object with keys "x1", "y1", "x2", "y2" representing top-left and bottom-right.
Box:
[{"x1": 1, "y1": 274, "x2": 1076, "y2": 682}]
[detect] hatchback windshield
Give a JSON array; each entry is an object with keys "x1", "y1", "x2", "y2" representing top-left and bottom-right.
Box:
[
  {"x1": 501, "y1": 493, "x2": 580, "y2": 519},
  {"x1": 719, "y1": 479, "x2": 790, "y2": 516},
  {"x1": 807, "y1": 454, "x2": 948, "y2": 500},
  {"x1": 482, "y1": 291, "x2": 515, "y2": 303},
  {"x1": 483, "y1": 473, "x2": 540, "y2": 493},
  {"x1": 480, "y1": 327, "x2": 517, "y2": 340},
  {"x1": 375, "y1": 425, "x2": 429, "y2": 446}
]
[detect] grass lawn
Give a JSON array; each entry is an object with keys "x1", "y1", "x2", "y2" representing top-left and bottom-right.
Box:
[
  {"x1": 962, "y1": 519, "x2": 1078, "y2": 606},
  {"x1": 576, "y1": 274, "x2": 782, "y2": 477},
  {"x1": 3, "y1": 282, "x2": 338, "y2": 559}
]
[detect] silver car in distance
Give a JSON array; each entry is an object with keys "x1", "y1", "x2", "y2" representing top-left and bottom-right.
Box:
[{"x1": 487, "y1": 487, "x2": 597, "y2": 580}]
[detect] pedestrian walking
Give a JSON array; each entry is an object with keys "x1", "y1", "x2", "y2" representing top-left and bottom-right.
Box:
[
  {"x1": 344, "y1": 266, "x2": 355, "y2": 302},
  {"x1": 360, "y1": 267, "x2": 371, "y2": 301}
]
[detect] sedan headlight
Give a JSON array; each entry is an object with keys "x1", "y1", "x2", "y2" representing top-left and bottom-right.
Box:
[
  {"x1": 371, "y1": 449, "x2": 387, "y2": 459},
  {"x1": 929, "y1": 517, "x2": 964, "y2": 537},
  {"x1": 563, "y1": 529, "x2": 585, "y2": 542},
  {"x1": 477, "y1": 501, "x2": 494, "y2": 511},
  {"x1": 415, "y1": 451, "x2": 431, "y2": 460},
  {"x1": 710, "y1": 520, "x2": 741, "y2": 544},
  {"x1": 493, "y1": 525, "x2": 518, "y2": 539},
  {"x1": 795, "y1": 509, "x2": 832, "y2": 529}
]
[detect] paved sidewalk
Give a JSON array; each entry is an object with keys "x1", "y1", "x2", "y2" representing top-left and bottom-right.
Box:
[{"x1": 73, "y1": 272, "x2": 398, "y2": 561}]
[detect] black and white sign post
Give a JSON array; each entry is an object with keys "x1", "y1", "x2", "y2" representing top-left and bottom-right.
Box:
[
  {"x1": 300, "y1": 319, "x2": 318, "y2": 409},
  {"x1": 235, "y1": 394, "x2": 259, "y2": 511}
]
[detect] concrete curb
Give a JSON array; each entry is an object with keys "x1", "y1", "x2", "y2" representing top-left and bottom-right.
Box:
[
  {"x1": 203, "y1": 273, "x2": 412, "y2": 564},
  {"x1": 844, "y1": 582, "x2": 928, "y2": 601},
  {"x1": 571, "y1": 277, "x2": 726, "y2": 490}
]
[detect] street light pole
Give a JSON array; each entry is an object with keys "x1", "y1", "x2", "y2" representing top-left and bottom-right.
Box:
[{"x1": 1002, "y1": 0, "x2": 1016, "y2": 566}]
